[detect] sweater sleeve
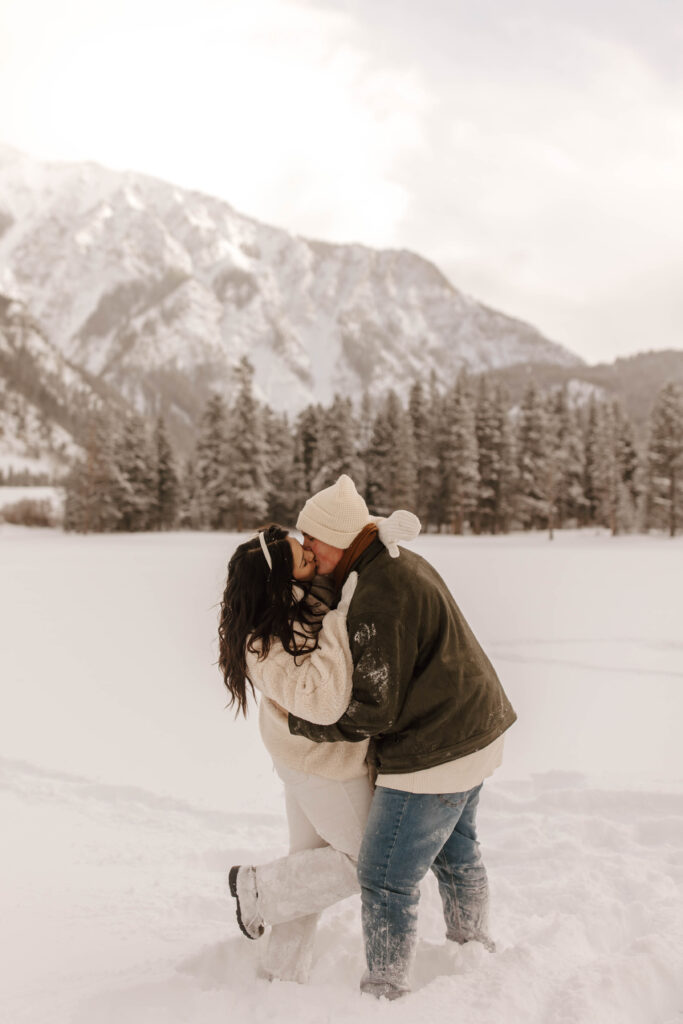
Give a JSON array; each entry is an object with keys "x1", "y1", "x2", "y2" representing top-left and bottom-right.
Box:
[
  {"x1": 288, "y1": 612, "x2": 418, "y2": 743},
  {"x1": 245, "y1": 607, "x2": 353, "y2": 725}
]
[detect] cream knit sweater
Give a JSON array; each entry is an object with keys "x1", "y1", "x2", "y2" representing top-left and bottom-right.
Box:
[{"x1": 246, "y1": 575, "x2": 369, "y2": 781}]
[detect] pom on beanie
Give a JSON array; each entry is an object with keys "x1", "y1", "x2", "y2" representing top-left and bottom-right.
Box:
[
  {"x1": 296, "y1": 475, "x2": 371, "y2": 549},
  {"x1": 373, "y1": 510, "x2": 421, "y2": 557}
]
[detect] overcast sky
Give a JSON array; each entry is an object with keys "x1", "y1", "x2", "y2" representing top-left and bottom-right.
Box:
[{"x1": 1, "y1": 0, "x2": 682, "y2": 364}]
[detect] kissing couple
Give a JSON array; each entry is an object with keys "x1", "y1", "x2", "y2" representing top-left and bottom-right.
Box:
[{"x1": 218, "y1": 474, "x2": 516, "y2": 1000}]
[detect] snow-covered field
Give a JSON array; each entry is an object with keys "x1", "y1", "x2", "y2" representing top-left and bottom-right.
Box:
[{"x1": 1, "y1": 526, "x2": 682, "y2": 1023}]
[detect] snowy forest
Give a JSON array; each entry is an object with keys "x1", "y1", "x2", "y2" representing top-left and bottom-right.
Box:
[{"x1": 58, "y1": 359, "x2": 683, "y2": 537}]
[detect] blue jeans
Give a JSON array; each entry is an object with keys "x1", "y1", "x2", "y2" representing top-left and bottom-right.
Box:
[{"x1": 357, "y1": 783, "x2": 492, "y2": 999}]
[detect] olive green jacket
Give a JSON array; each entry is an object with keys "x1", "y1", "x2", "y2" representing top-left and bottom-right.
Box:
[{"x1": 289, "y1": 538, "x2": 516, "y2": 774}]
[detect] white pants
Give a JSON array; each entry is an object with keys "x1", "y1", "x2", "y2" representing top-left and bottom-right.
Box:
[{"x1": 260, "y1": 762, "x2": 374, "y2": 984}]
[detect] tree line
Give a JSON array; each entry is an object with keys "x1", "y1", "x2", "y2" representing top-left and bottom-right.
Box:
[{"x1": 63, "y1": 358, "x2": 683, "y2": 537}]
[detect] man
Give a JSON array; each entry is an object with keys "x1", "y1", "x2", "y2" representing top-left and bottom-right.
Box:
[{"x1": 290, "y1": 474, "x2": 517, "y2": 1000}]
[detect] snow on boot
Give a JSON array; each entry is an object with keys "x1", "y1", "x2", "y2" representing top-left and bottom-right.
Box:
[{"x1": 228, "y1": 865, "x2": 265, "y2": 939}]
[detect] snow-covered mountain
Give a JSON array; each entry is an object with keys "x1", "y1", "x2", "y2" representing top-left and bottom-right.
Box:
[
  {"x1": 0, "y1": 293, "x2": 102, "y2": 480},
  {"x1": 0, "y1": 146, "x2": 580, "y2": 428}
]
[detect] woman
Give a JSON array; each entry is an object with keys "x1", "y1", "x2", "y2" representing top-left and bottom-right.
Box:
[{"x1": 217, "y1": 523, "x2": 372, "y2": 984}]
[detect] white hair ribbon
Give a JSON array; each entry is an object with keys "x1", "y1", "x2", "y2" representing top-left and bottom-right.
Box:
[{"x1": 258, "y1": 531, "x2": 273, "y2": 570}]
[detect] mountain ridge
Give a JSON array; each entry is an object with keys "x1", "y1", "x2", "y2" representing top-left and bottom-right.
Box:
[
  {"x1": 0, "y1": 150, "x2": 581, "y2": 400},
  {"x1": 0, "y1": 146, "x2": 618, "y2": 481},
  {"x1": 478, "y1": 349, "x2": 683, "y2": 429}
]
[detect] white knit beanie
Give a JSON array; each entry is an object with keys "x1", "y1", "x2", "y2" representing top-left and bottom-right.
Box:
[{"x1": 296, "y1": 475, "x2": 372, "y2": 549}]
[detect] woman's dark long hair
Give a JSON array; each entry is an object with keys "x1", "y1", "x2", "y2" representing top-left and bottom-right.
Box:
[{"x1": 218, "y1": 523, "x2": 320, "y2": 716}]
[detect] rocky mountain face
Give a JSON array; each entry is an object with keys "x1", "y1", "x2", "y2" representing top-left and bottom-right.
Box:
[
  {"x1": 0, "y1": 145, "x2": 582, "y2": 478},
  {"x1": 0, "y1": 294, "x2": 103, "y2": 480}
]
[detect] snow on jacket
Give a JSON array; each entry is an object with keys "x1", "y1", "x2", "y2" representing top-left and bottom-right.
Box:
[
  {"x1": 289, "y1": 538, "x2": 517, "y2": 775},
  {"x1": 246, "y1": 574, "x2": 369, "y2": 781}
]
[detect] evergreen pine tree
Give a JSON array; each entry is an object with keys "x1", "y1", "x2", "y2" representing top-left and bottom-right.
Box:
[
  {"x1": 430, "y1": 386, "x2": 450, "y2": 531},
  {"x1": 408, "y1": 378, "x2": 438, "y2": 528},
  {"x1": 293, "y1": 404, "x2": 326, "y2": 495},
  {"x1": 63, "y1": 411, "x2": 124, "y2": 533},
  {"x1": 583, "y1": 396, "x2": 601, "y2": 525},
  {"x1": 548, "y1": 387, "x2": 587, "y2": 528},
  {"x1": 473, "y1": 377, "x2": 500, "y2": 533},
  {"x1": 391, "y1": 395, "x2": 419, "y2": 511},
  {"x1": 606, "y1": 400, "x2": 639, "y2": 535},
  {"x1": 357, "y1": 391, "x2": 375, "y2": 456},
  {"x1": 471, "y1": 379, "x2": 515, "y2": 535},
  {"x1": 153, "y1": 414, "x2": 179, "y2": 530},
  {"x1": 593, "y1": 401, "x2": 620, "y2": 533},
  {"x1": 426, "y1": 371, "x2": 449, "y2": 529},
  {"x1": 365, "y1": 390, "x2": 417, "y2": 514},
  {"x1": 116, "y1": 414, "x2": 157, "y2": 532},
  {"x1": 177, "y1": 457, "x2": 200, "y2": 529},
  {"x1": 614, "y1": 400, "x2": 639, "y2": 508},
  {"x1": 225, "y1": 356, "x2": 268, "y2": 529},
  {"x1": 365, "y1": 393, "x2": 395, "y2": 515},
  {"x1": 263, "y1": 408, "x2": 301, "y2": 526},
  {"x1": 582, "y1": 399, "x2": 636, "y2": 535},
  {"x1": 515, "y1": 381, "x2": 550, "y2": 530},
  {"x1": 194, "y1": 393, "x2": 230, "y2": 529},
  {"x1": 493, "y1": 384, "x2": 515, "y2": 534},
  {"x1": 542, "y1": 388, "x2": 569, "y2": 536},
  {"x1": 440, "y1": 371, "x2": 479, "y2": 533},
  {"x1": 646, "y1": 382, "x2": 683, "y2": 536},
  {"x1": 313, "y1": 395, "x2": 364, "y2": 491}
]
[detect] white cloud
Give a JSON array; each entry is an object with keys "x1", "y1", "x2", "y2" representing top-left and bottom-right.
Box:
[
  {"x1": 0, "y1": 0, "x2": 426, "y2": 245},
  {"x1": 392, "y1": 28, "x2": 683, "y2": 360}
]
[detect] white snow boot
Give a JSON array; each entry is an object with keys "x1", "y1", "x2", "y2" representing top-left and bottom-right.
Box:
[{"x1": 228, "y1": 865, "x2": 265, "y2": 940}]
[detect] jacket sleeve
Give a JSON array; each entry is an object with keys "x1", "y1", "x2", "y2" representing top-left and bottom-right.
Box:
[
  {"x1": 288, "y1": 612, "x2": 417, "y2": 743},
  {"x1": 245, "y1": 607, "x2": 353, "y2": 725}
]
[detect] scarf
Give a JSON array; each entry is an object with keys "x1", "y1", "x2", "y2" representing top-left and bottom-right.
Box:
[{"x1": 332, "y1": 522, "x2": 378, "y2": 592}]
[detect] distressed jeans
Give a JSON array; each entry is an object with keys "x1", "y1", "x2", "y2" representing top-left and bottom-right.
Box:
[{"x1": 357, "y1": 783, "x2": 492, "y2": 999}]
